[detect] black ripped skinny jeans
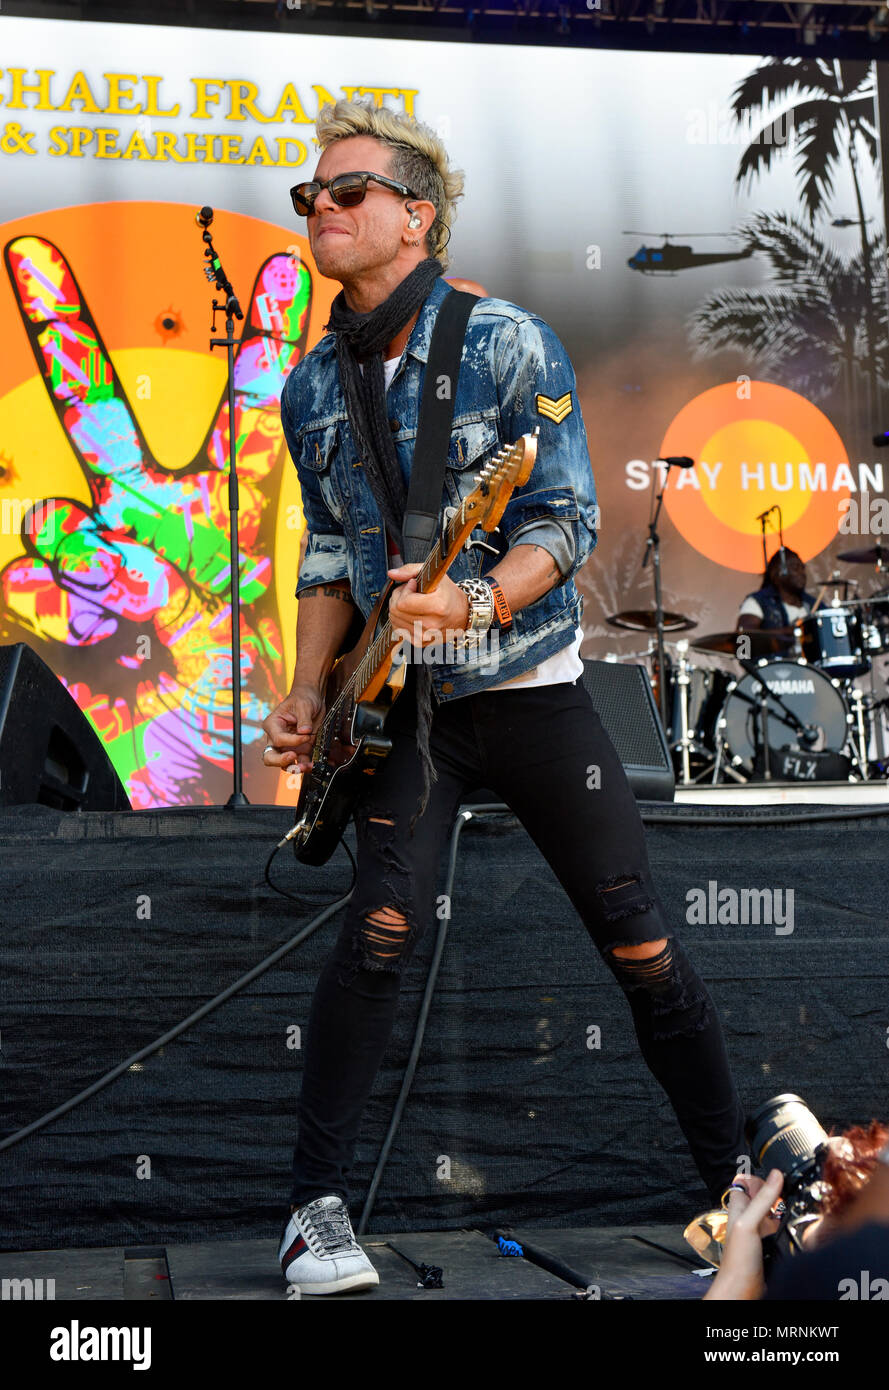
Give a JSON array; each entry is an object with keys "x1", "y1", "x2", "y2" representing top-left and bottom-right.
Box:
[{"x1": 290, "y1": 664, "x2": 746, "y2": 1209}]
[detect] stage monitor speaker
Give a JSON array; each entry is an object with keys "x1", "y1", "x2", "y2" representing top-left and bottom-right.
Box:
[
  {"x1": 578, "y1": 658, "x2": 674, "y2": 802},
  {"x1": 0, "y1": 643, "x2": 131, "y2": 812}
]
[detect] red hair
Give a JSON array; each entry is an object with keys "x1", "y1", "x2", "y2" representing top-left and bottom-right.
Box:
[{"x1": 821, "y1": 1121, "x2": 889, "y2": 1219}]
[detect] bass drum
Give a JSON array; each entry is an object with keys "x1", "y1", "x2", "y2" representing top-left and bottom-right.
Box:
[{"x1": 716, "y1": 661, "x2": 850, "y2": 775}]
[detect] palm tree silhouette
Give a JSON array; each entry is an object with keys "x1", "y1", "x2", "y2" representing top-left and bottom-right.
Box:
[
  {"x1": 689, "y1": 212, "x2": 889, "y2": 455},
  {"x1": 731, "y1": 58, "x2": 882, "y2": 411}
]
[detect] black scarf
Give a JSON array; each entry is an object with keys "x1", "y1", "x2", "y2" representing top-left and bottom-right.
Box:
[{"x1": 327, "y1": 256, "x2": 445, "y2": 831}]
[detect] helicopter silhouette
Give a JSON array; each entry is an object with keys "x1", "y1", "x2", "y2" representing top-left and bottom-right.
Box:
[{"x1": 624, "y1": 231, "x2": 754, "y2": 274}]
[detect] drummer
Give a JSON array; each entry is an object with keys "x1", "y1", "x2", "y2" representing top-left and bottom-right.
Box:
[{"x1": 737, "y1": 548, "x2": 815, "y2": 640}]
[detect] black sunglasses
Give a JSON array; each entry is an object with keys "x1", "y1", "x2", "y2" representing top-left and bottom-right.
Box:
[{"x1": 290, "y1": 171, "x2": 419, "y2": 217}]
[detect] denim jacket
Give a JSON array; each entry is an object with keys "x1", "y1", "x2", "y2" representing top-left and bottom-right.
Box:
[{"x1": 280, "y1": 276, "x2": 598, "y2": 703}]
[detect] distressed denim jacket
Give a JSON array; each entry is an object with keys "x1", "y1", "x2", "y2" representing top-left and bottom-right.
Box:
[{"x1": 280, "y1": 276, "x2": 598, "y2": 703}]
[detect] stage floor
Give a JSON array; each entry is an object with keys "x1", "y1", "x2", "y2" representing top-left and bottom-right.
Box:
[
  {"x1": 0, "y1": 1224, "x2": 710, "y2": 1301},
  {"x1": 675, "y1": 777, "x2": 889, "y2": 805}
]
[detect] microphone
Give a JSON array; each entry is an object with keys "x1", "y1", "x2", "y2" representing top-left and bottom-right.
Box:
[
  {"x1": 657, "y1": 455, "x2": 695, "y2": 469},
  {"x1": 756, "y1": 506, "x2": 777, "y2": 523},
  {"x1": 775, "y1": 505, "x2": 786, "y2": 574},
  {"x1": 873, "y1": 430, "x2": 889, "y2": 447},
  {"x1": 195, "y1": 206, "x2": 214, "y2": 229}
]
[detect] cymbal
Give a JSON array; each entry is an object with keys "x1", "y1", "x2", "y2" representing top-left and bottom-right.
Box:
[
  {"x1": 692, "y1": 629, "x2": 792, "y2": 657},
  {"x1": 607, "y1": 609, "x2": 697, "y2": 632},
  {"x1": 837, "y1": 545, "x2": 889, "y2": 564},
  {"x1": 814, "y1": 576, "x2": 858, "y2": 590}
]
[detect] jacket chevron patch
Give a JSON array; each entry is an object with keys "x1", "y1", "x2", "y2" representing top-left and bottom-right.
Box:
[{"x1": 536, "y1": 391, "x2": 573, "y2": 423}]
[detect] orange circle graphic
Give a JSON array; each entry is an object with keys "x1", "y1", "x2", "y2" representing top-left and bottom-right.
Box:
[{"x1": 659, "y1": 381, "x2": 851, "y2": 572}]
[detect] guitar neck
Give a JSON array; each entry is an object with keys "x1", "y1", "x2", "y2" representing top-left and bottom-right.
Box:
[{"x1": 351, "y1": 513, "x2": 457, "y2": 702}]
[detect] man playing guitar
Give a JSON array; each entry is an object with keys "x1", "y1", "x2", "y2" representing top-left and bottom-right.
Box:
[{"x1": 264, "y1": 98, "x2": 746, "y2": 1295}]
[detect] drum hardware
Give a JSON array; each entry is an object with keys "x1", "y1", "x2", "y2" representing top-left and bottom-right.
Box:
[
  {"x1": 859, "y1": 594, "x2": 889, "y2": 658},
  {"x1": 846, "y1": 686, "x2": 872, "y2": 779},
  {"x1": 657, "y1": 640, "x2": 735, "y2": 786},
  {"x1": 864, "y1": 693, "x2": 889, "y2": 777},
  {"x1": 672, "y1": 641, "x2": 694, "y2": 786},
  {"x1": 667, "y1": 641, "x2": 721, "y2": 785}
]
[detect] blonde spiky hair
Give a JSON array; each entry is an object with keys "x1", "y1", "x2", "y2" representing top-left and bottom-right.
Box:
[{"x1": 314, "y1": 99, "x2": 464, "y2": 269}]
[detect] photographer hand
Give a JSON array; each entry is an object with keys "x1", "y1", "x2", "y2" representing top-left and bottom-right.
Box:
[{"x1": 703, "y1": 1169, "x2": 784, "y2": 1301}]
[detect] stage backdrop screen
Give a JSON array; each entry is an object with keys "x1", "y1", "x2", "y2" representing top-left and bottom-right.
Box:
[{"x1": 0, "y1": 16, "x2": 886, "y2": 806}]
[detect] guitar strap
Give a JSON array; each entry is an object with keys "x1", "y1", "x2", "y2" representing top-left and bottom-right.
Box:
[{"x1": 399, "y1": 288, "x2": 480, "y2": 567}]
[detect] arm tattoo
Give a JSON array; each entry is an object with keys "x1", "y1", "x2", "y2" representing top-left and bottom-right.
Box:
[
  {"x1": 301, "y1": 584, "x2": 355, "y2": 603},
  {"x1": 532, "y1": 545, "x2": 562, "y2": 581}
]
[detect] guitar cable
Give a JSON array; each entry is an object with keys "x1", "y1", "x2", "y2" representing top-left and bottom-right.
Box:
[{"x1": 264, "y1": 833, "x2": 357, "y2": 908}]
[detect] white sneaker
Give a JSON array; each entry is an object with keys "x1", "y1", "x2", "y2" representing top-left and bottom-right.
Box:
[{"x1": 278, "y1": 1195, "x2": 379, "y2": 1295}]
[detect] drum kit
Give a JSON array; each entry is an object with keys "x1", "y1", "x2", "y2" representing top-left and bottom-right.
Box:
[{"x1": 607, "y1": 546, "x2": 889, "y2": 786}]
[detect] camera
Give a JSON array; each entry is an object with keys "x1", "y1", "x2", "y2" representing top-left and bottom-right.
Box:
[{"x1": 747, "y1": 1092, "x2": 832, "y2": 1259}]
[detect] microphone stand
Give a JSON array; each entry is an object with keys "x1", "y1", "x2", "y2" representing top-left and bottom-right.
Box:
[
  {"x1": 199, "y1": 214, "x2": 248, "y2": 808},
  {"x1": 757, "y1": 505, "x2": 777, "y2": 571},
  {"x1": 642, "y1": 459, "x2": 675, "y2": 734}
]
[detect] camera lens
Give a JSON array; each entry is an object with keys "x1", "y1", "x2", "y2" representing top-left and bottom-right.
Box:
[{"x1": 747, "y1": 1093, "x2": 829, "y2": 1184}]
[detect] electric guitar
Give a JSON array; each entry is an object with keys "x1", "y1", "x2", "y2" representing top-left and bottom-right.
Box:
[{"x1": 284, "y1": 430, "x2": 538, "y2": 864}]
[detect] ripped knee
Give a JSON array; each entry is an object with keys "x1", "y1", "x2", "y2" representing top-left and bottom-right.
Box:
[
  {"x1": 596, "y1": 873, "x2": 657, "y2": 924},
  {"x1": 606, "y1": 935, "x2": 711, "y2": 1040},
  {"x1": 346, "y1": 809, "x2": 421, "y2": 976},
  {"x1": 361, "y1": 905, "x2": 411, "y2": 962},
  {"x1": 612, "y1": 938, "x2": 669, "y2": 960}
]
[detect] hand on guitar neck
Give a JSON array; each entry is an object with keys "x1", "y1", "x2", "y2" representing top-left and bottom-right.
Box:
[{"x1": 386, "y1": 562, "x2": 471, "y2": 645}]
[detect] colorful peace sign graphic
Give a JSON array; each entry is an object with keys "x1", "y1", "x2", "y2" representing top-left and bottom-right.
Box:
[{"x1": 0, "y1": 202, "x2": 332, "y2": 808}]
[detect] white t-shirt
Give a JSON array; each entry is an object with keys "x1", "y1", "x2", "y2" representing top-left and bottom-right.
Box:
[
  {"x1": 380, "y1": 355, "x2": 584, "y2": 689},
  {"x1": 738, "y1": 595, "x2": 809, "y2": 624}
]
